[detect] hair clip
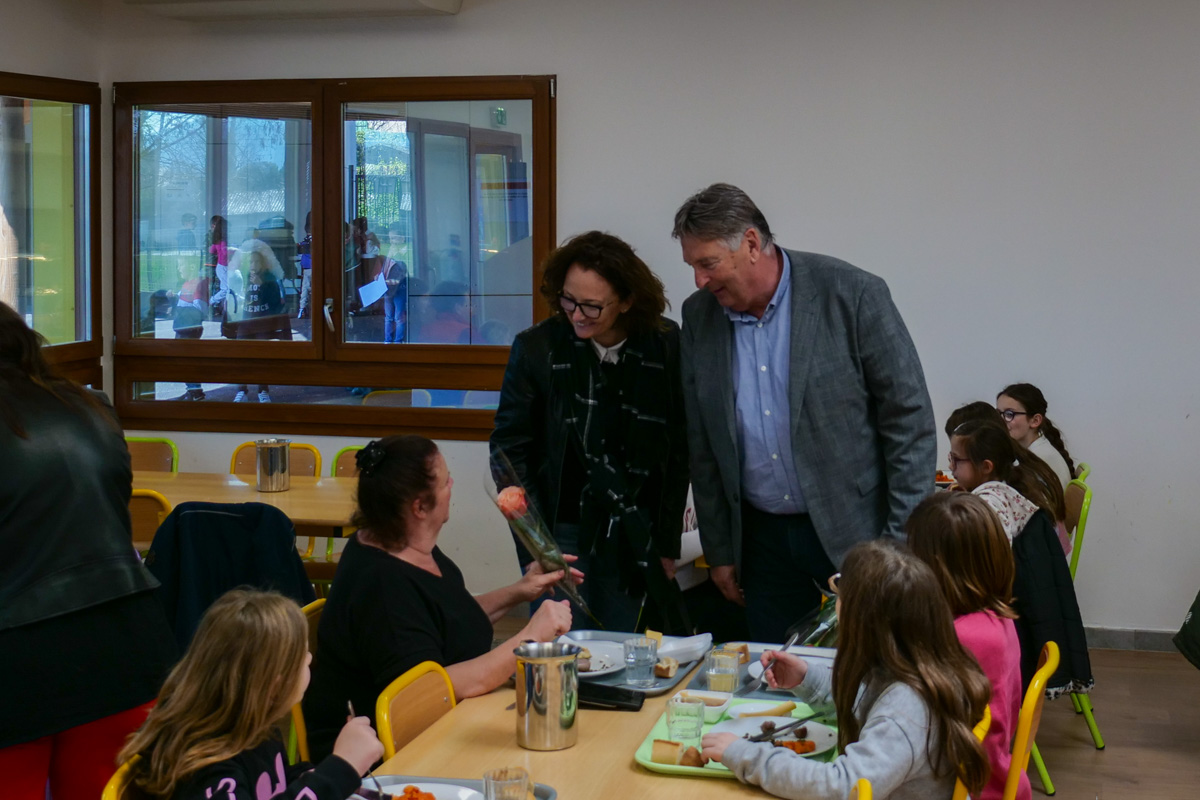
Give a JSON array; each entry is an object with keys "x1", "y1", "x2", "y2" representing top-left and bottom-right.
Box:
[{"x1": 356, "y1": 440, "x2": 386, "y2": 476}]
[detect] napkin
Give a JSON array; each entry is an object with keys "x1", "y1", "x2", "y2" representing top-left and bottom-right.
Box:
[{"x1": 657, "y1": 633, "x2": 712, "y2": 663}]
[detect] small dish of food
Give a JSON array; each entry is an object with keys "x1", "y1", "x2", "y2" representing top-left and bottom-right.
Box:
[{"x1": 672, "y1": 689, "x2": 731, "y2": 723}]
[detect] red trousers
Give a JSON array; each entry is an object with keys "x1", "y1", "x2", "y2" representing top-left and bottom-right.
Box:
[{"x1": 0, "y1": 701, "x2": 154, "y2": 800}]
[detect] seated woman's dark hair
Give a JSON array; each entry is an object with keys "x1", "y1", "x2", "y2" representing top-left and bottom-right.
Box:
[
  {"x1": 951, "y1": 417, "x2": 1065, "y2": 521},
  {"x1": 539, "y1": 230, "x2": 668, "y2": 336},
  {"x1": 351, "y1": 435, "x2": 441, "y2": 549},
  {"x1": 944, "y1": 401, "x2": 1001, "y2": 439}
]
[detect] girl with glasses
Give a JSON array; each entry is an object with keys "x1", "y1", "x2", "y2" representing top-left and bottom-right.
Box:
[
  {"x1": 702, "y1": 540, "x2": 991, "y2": 800},
  {"x1": 490, "y1": 231, "x2": 691, "y2": 633},
  {"x1": 996, "y1": 383, "x2": 1076, "y2": 488}
]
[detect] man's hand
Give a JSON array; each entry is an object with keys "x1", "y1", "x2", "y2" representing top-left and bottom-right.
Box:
[
  {"x1": 710, "y1": 564, "x2": 745, "y2": 606},
  {"x1": 660, "y1": 556, "x2": 678, "y2": 581}
]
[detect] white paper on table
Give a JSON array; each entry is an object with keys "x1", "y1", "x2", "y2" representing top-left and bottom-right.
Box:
[
  {"x1": 357, "y1": 273, "x2": 387, "y2": 307},
  {"x1": 657, "y1": 632, "x2": 713, "y2": 663}
]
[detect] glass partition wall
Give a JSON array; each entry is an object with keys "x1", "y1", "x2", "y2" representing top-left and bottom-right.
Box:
[{"x1": 113, "y1": 77, "x2": 553, "y2": 436}]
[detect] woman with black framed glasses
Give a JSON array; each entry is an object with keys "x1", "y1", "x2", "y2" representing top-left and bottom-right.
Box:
[{"x1": 491, "y1": 231, "x2": 691, "y2": 633}]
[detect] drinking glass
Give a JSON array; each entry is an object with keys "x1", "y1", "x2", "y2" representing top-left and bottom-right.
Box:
[
  {"x1": 483, "y1": 766, "x2": 530, "y2": 800},
  {"x1": 623, "y1": 636, "x2": 658, "y2": 687},
  {"x1": 667, "y1": 695, "x2": 705, "y2": 745},
  {"x1": 705, "y1": 649, "x2": 740, "y2": 692}
]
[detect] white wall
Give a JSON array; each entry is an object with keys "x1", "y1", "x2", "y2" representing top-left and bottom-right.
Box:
[{"x1": 9, "y1": 0, "x2": 1200, "y2": 631}]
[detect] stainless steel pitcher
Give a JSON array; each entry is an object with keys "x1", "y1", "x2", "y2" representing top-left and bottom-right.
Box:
[
  {"x1": 514, "y1": 641, "x2": 580, "y2": 750},
  {"x1": 255, "y1": 438, "x2": 291, "y2": 492}
]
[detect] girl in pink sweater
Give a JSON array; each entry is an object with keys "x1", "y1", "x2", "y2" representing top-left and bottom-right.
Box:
[{"x1": 907, "y1": 492, "x2": 1031, "y2": 800}]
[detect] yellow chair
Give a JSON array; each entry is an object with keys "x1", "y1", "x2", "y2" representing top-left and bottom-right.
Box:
[
  {"x1": 288, "y1": 598, "x2": 326, "y2": 764},
  {"x1": 125, "y1": 436, "x2": 179, "y2": 472},
  {"x1": 102, "y1": 756, "x2": 151, "y2": 800},
  {"x1": 129, "y1": 489, "x2": 172, "y2": 553},
  {"x1": 376, "y1": 661, "x2": 456, "y2": 760},
  {"x1": 1007, "y1": 642, "x2": 1061, "y2": 800},
  {"x1": 849, "y1": 777, "x2": 872, "y2": 800},
  {"x1": 950, "y1": 704, "x2": 991, "y2": 800},
  {"x1": 1074, "y1": 461, "x2": 1091, "y2": 482},
  {"x1": 230, "y1": 441, "x2": 323, "y2": 562}
]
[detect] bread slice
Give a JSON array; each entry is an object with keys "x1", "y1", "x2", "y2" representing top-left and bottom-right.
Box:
[
  {"x1": 738, "y1": 700, "x2": 797, "y2": 717},
  {"x1": 654, "y1": 657, "x2": 679, "y2": 678},
  {"x1": 650, "y1": 739, "x2": 683, "y2": 765},
  {"x1": 679, "y1": 692, "x2": 728, "y2": 708},
  {"x1": 644, "y1": 628, "x2": 664, "y2": 647},
  {"x1": 724, "y1": 642, "x2": 752, "y2": 664},
  {"x1": 679, "y1": 746, "x2": 706, "y2": 767}
]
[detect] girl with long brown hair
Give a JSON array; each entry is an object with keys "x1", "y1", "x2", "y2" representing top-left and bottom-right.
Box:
[
  {"x1": 997, "y1": 383, "x2": 1076, "y2": 488},
  {"x1": 120, "y1": 589, "x2": 381, "y2": 799},
  {"x1": 908, "y1": 492, "x2": 1029, "y2": 800},
  {"x1": 701, "y1": 540, "x2": 991, "y2": 800}
]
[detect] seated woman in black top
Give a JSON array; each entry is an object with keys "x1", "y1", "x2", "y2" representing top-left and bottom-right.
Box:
[{"x1": 303, "y1": 435, "x2": 577, "y2": 761}]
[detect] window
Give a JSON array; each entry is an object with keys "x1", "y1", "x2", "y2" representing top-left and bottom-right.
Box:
[
  {"x1": 113, "y1": 77, "x2": 554, "y2": 438},
  {"x1": 0, "y1": 70, "x2": 101, "y2": 385}
]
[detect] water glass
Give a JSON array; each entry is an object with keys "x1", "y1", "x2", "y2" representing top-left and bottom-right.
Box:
[
  {"x1": 483, "y1": 766, "x2": 530, "y2": 800},
  {"x1": 623, "y1": 636, "x2": 658, "y2": 687},
  {"x1": 667, "y1": 695, "x2": 705, "y2": 745},
  {"x1": 705, "y1": 649, "x2": 740, "y2": 693}
]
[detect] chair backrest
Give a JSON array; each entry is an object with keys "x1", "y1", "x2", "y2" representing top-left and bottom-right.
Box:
[
  {"x1": 1064, "y1": 479, "x2": 1092, "y2": 580},
  {"x1": 849, "y1": 777, "x2": 872, "y2": 800},
  {"x1": 332, "y1": 445, "x2": 363, "y2": 477},
  {"x1": 230, "y1": 441, "x2": 321, "y2": 477},
  {"x1": 102, "y1": 756, "x2": 152, "y2": 800},
  {"x1": 375, "y1": 661, "x2": 456, "y2": 759},
  {"x1": 126, "y1": 437, "x2": 179, "y2": 472},
  {"x1": 1074, "y1": 461, "x2": 1091, "y2": 482},
  {"x1": 289, "y1": 597, "x2": 326, "y2": 763},
  {"x1": 462, "y1": 390, "x2": 500, "y2": 408},
  {"x1": 949, "y1": 703, "x2": 991, "y2": 800},
  {"x1": 129, "y1": 489, "x2": 172, "y2": 552},
  {"x1": 1004, "y1": 642, "x2": 1061, "y2": 800}
]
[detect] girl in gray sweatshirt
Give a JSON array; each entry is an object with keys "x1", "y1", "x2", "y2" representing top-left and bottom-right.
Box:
[{"x1": 702, "y1": 541, "x2": 993, "y2": 800}]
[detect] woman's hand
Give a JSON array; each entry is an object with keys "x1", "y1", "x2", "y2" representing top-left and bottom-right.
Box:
[
  {"x1": 516, "y1": 556, "x2": 585, "y2": 601},
  {"x1": 761, "y1": 650, "x2": 807, "y2": 690},
  {"x1": 523, "y1": 599, "x2": 572, "y2": 641},
  {"x1": 701, "y1": 732, "x2": 739, "y2": 764},
  {"x1": 332, "y1": 715, "x2": 384, "y2": 775}
]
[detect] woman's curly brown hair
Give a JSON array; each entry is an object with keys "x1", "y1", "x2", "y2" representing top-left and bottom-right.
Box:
[{"x1": 539, "y1": 231, "x2": 669, "y2": 336}]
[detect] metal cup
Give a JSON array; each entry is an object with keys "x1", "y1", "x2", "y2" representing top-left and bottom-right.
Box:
[
  {"x1": 514, "y1": 641, "x2": 580, "y2": 750},
  {"x1": 255, "y1": 438, "x2": 291, "y2": 492}
]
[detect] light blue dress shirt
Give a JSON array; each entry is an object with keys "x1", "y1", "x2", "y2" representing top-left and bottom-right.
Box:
[{"x1": 725, "y1": 250, "x2": 806, "y2": 514}]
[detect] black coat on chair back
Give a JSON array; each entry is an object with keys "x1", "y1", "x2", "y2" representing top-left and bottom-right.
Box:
[{"x1": 146, "y1": 501, "x2": 316, "y2": 650}]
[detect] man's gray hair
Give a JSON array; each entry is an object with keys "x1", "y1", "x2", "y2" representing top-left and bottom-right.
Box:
[{"x1": 671, "y1": 183, "x2": 774, "y2": 251}]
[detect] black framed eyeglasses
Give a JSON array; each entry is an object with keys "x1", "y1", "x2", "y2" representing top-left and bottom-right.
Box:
[
  {"x1": 559, "y1": 294, "x2": 612, "y2": 320},
  {"x1": 947, "y1": 452, "x2": 972, "y2": 469},
  {"x1": 999, "y1": 409, "x2": 1029, "y2": 423}
]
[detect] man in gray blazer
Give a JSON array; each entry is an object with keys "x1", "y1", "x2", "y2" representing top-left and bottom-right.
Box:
[{"x1": 674, "y1": 184, "x2": 936, "y2": 642}]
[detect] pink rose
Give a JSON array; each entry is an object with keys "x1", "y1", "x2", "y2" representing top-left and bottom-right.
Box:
[{"x1": 497, "y1": 486, "x2": 528, "y2": 520}]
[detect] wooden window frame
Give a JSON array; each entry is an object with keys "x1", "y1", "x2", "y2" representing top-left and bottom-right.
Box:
[
  {"x1": 0, "y1": 70, "x2": 102, "y2": 384},
  {"x1": 112, "y1": 76, "x2": 555, "y2": 439}
]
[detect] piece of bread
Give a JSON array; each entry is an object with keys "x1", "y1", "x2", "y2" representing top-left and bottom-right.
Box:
[
  {"x1": 654, "y1": 657, "x2": 679, "y2": 678},
  {"x1": 650, "y1": 739, "x2": 683, "y2": 765},
  {"x1": 679, "y1": 692, "x2": 728, "y2": 708},
  {"x1": 679, "y1": 746, "x2": 706, "y2": 768},
  {"x1": 724, "y1": 642, "x2": 752, "y2": 664},
  {"x1": 738, "y1": 700, "x2": 797, "y2": 717},
  {"x1": 644, "y1": 628, "x2": 664, "y2": 647}
]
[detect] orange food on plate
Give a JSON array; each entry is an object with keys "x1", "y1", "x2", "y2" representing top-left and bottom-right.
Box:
[
  {"x1": 398, "y1": 786, "x2": 436, "y2": 800},
  {"x1": 496, "y1": 486, "x2": 529, "y2": 519},
  {"x1": 773, "y1": 739, "x2": 817, "y2": 754}
]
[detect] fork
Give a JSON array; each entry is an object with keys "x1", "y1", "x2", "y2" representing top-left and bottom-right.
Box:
[
  {"x1": 348, "y1": 701, "x2": 386, "y2": 797},
  {"x1": 735, "y1": 630, "x2": 801, "y2": 697}
]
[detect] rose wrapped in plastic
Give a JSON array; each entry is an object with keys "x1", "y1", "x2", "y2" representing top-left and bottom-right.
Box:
[{"x1": 486, "y1": 448, "x2": 598, "y2": 625}]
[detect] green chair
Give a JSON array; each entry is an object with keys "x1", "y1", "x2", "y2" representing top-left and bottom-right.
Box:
[
  {"x1": 1074, "y1": 461, "x2": 1091, "y2": 481},
  {"x1": 125, "y1": 436, "x2": 179, "y2": 472}
]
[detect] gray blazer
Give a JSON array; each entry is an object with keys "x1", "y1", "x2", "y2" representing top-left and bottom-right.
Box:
[{"x1": 680, "y1": 248, "x2": 936, "y2": 573}]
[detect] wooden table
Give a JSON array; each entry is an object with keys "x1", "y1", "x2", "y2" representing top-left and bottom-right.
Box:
[
  {"x1": 132, "y1": 470, "x2": 357, "y2": 530},
  {"x1": 375, "y1": 665, "x2": 768, "y2": 800}
]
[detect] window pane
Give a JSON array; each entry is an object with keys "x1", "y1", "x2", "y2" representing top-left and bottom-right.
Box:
[
  {"x1": 133, "y1": 380, "x2": 498, "y2": 408},
  {"x1": 342, "y1": 100, "x2": 533, "y2": 345},
  {"x1": 133, "y1": 103, "x2": 313, "y2": 342},
  {"x1": 0, "y1": 95, "x2": 91, "y2": 344}
]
